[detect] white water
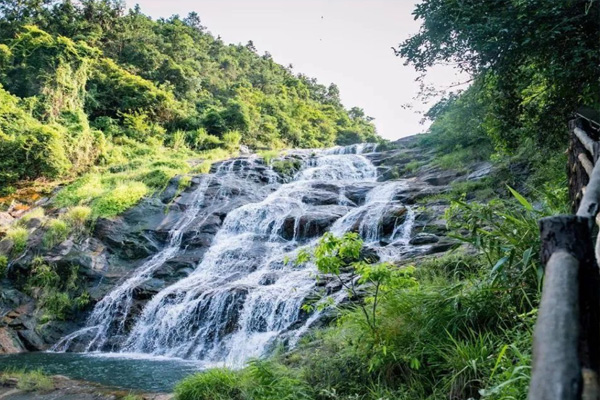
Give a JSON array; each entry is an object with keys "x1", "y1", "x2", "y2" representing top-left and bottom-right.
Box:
[{"x1": 53, "y1": 144, "x2": 418, "y2": 367}]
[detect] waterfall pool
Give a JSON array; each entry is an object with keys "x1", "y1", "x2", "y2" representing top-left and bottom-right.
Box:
[{"x1": 0, "y1": 352, "x2": 204, "y2": 392}]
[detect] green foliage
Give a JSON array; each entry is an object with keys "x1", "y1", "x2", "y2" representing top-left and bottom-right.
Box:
[
  {"x1": 42, "y1": 218, "x2": 70, "y2": 249},
  {"x1": 6, "y1": 226, "x2": 28, "y2": 255},
  {"x1": 63, "y1": 206, "x2": 92, "y2": 234},
  {"x1": 175, "y1": 369, "x2": 243, "y2": 400},
  {"x1": 27, "y1": 258, "x2": 90, "y2": 322},
  {"x1": 175, "y1": 360, "x2": 311, "y2": 400},
  {"x1": 91, "y1": 181, "x2": 149, "y2": 218},
  {"x1": 398, "y1": 0, "x2": 599, "y2": 151},
  {"x1": 0, "y1": 4, "x2": 377, "y2": 194},
  {"x1": 272, "y1": 159, "x2": 302, "y2": 179},
  {"x1": 14, "y1": 370, "x2": 53, "y2": 392}
]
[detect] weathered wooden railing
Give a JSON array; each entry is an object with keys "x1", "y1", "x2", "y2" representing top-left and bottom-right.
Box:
[{"x1": 529, "y1": 109, "x2": 600, "y2": 400}]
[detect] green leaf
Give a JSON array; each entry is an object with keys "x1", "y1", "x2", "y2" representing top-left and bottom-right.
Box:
[{"x1": 507, "y1": 186, "x2": 533, "y2": 211}]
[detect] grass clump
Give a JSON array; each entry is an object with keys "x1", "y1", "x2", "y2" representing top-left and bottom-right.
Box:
[
  {"x1": 0, "y1": 254, "x2": 7, "y2": 277},
  {"x1": 259, "y1": 150, "x2": 279, "y2": 165},
  {"x1": 42, "y1": 218, "x2": 70, "y2": 249},
  {"x1": 176, "y1": 369, "x2": 243, "y2": 400},
  {"x1": 91, "y1": 181, "x2": 149, "y2": 218},
  {"x1": 63, "y1": 206, "x2": 92, "y2": 234},
  {"x1": 1, "y1": 370, "x2": 54, "y2": 393},
  {"x1": 6, "y1": 226, "x2": 28, "y2": 255}
]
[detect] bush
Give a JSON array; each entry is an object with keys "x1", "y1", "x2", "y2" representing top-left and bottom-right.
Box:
[
  {"x1": 222, "y1": 130, "x2": 242, "y2": 152},
  {"x1": 175, "y1": 369, "x2": 243, "y2": 400},
  {"x1": 43, "y1": 219, "x2": 70, "y2": 249}
]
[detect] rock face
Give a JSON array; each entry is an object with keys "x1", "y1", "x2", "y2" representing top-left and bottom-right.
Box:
[{"x1": 0, "y1": 138, "x2": 475, "y2": 357}]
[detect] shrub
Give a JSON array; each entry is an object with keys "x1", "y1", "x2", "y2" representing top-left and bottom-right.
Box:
[
  {"x1": 175, "y1": 369, "x2": 243, "y2": 400},
  {"x1": 272, "y1": 159, "x2": 302, "y2": 178},
  {"x1": 222, "y1": 130, "x2": 242, "y2": 152},
  {"x1": 6, "y1": 227, "x2": 28, "y2": 254},
  {"x1": 43, "y1": 219, "x2": 70, "y2": 249},
  {"x1": 91, "y1": 181, "x2": 149, "y2": 218},
  {"x1": 186, "y1": 128, "x2": 221, "y2": 151}
]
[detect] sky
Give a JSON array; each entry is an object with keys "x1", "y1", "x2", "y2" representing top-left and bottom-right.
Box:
[{"x1": 127, "y1": 0, "x2": 466, "y2": 140}]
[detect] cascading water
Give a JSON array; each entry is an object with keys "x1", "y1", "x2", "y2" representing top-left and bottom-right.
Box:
[{"x1": 53, "y1": 144, "x2": 420, "y2": 367}]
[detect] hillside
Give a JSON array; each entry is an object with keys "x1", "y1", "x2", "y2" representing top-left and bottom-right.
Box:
[{"x1": 0, "y1": 1, "x2": 377, "y2": 208}]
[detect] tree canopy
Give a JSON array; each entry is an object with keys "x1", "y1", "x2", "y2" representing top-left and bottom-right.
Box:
[{"x1": 397, "y1": 0, "x2": 600, "y2": 151}]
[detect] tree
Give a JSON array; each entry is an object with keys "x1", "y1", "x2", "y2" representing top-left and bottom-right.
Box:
[{"x1": 396, "y1": 0, "x2": 600, "y2": 150}]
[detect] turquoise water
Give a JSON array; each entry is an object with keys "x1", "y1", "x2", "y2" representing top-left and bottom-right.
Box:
[{"x1": 0, "y1": 352, "x2": 204, "y2": 392}]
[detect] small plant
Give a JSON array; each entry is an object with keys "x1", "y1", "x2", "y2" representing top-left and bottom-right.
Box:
[
  {"x1": 193, "y1": 161, "x2": 212, "y2": 174},
  {"x1": 6, "y1": 226, "x2": 28, "y2": 254},
  {"x1": 259, "y1": 150, "x2": 279, "y2": 165},
  {"x1": 297, "y1": 233, "x2": 417, "y2": 341},
  {"x1": 272, "y1": 159, "x2": 302, "y2": 178},
  {"x1": 122, "y1": 394, "x2": 144, "y2": 400},
  {"x1": 43, "y1": 218, "x2": 70, "y2": 249}
]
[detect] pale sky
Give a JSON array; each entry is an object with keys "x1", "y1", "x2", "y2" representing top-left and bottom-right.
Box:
[{"x1": 128, "y1": 0, "x2": 466, "y2": 140}]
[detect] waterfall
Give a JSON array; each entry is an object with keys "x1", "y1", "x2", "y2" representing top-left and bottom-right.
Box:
[{"x1": 53, "y1": 144, "x2": 418, "y2": 367}]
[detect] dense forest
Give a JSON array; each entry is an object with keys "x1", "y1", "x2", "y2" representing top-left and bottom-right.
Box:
[
  {"x1": 0, "y1": 1, "x2": 599, "y2": 400},
  {"x1": 0, "y1": 0, "x2": 377, "y2": 200}
]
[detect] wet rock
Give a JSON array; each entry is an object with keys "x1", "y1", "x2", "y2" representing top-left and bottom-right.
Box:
[
  {"x1": 281, "y1": 211, "x2": 343, "y2": 241},
  {"x1": 381, "y1": 205, "x2": 407, "y2": 237},
  {"x1": 467, "y1": 162, "x2": 493, "y2": 181},
  {"x1": 0, "y1": 327, "x2": 25, "y2": 353},
  {"x1": 259, "y1": 273, "x2": 278, "y2": 286},
  {"x1": 420, "y1": 170, "x2": 463, "y2": 186},
  {"x1": 343, "y1": 183, "x2": 377, "y2": 205},
  {"x1": 134, "y1": 279, "x2": 167, "y2": 300},
  {"x1": 409, "y1": 233, "x2": 440, "y2": 245}
]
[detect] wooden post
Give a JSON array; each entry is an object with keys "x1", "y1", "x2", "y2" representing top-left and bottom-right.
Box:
[{"x1": 529, "y1": 216, "x2": 599, "y2": 400}]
